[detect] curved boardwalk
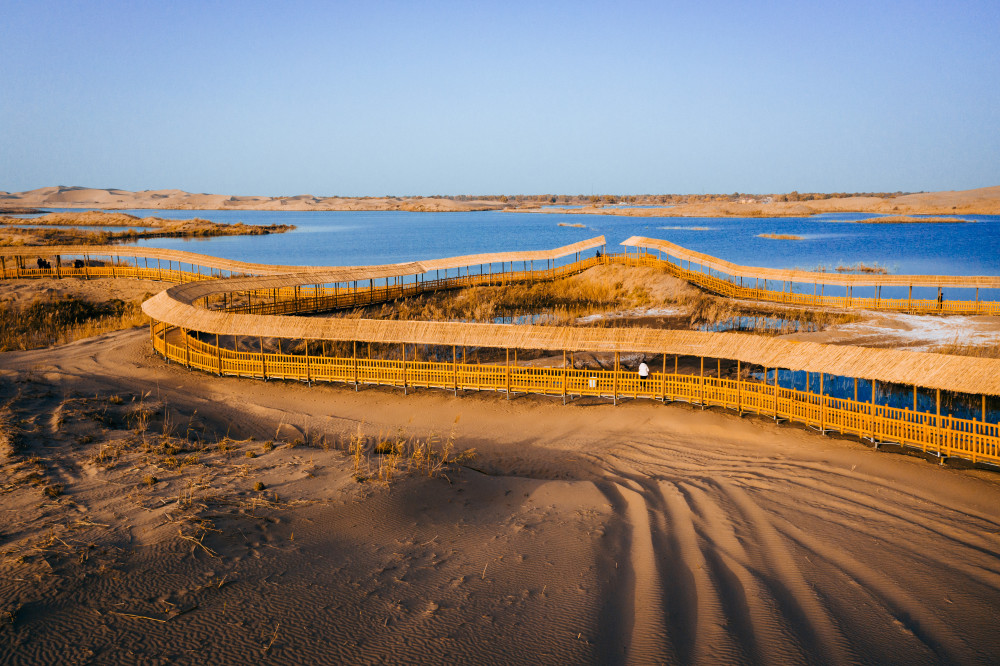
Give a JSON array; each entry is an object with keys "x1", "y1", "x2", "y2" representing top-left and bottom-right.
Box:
[{"x1": 3, "y1": 238, "x2": 999, "y2": 466}]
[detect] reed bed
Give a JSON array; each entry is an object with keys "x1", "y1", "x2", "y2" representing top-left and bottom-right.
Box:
[
  {"x1": 756, "y1": 233, "x2": 804, "y2": 240},
  {"x1": 0, "y1": 295, "x2": 149, "y2": 351},
  {"x1": 0, "y1": 223, "x2": 293, "y2": 247},
  {"x1": 813, "y1": 262, "x2": 889, "y2": 275}
]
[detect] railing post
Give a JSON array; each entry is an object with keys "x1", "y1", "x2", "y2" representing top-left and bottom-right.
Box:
[
  {"x1": 506, "y1": 348, "x2": 511, "y2": 399},
  {"x1": 700, "y1": 356, "x2": 705, "y2": 408},
  {"x1": 353, "y1": 341, "x2": 359, "y2": 391},
  {"x1": 216, "y1": 333, "x2": 222, "y2": 376},
  {"x1": 819, "y1": 372, "x2": 825, "y2": 433},
  {"x1": 936, "y1": 388, "x2": 942, "y2": 456},
  {"x1": 402, "y1": 343, "x2": 408, "y2": 395},
  {"x1": 661, "y1": 354, "x2": 667, "y2": 402},
  {"x1": 305, "y1": 339, "x2": 311, "y2": 386},
  {"x1": 563, "y1": 349, "x2": 568, "y2": 405},
  {"x1": 737, "y1": 360, "x2": 742, "y2": 414},
  {"x1": 613, "y1": 351, "x2": 619, "y2": 406},
  {"x1": 260, "y1": 336, "x2": 267, "y2": 380},
  {"x1": 871, "y1": 380, "x2": 878, "y2": 445},
  {"x1": 453, "y1": 345, "x2": 458, "y2": 396},
  {"x1": 183, "y1": 328, "x2": 191, "y2": 368},
  {"x1": 773, "y1": 368, "x2": 778, "y2": 418}
]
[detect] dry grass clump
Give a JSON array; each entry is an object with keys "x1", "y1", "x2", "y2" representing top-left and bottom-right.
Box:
[
  {"x1": 756, "y1": 233, "x2": 804, "y2": 240},
  {"x1": 0, "y1": 294, "x2": 149, "y2": 351},
  {"x1": 347, "y1": 426, "x2": 475, "y2": 485}
]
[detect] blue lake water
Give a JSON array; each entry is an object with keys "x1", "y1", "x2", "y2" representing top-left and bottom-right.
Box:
[{"x1": 30, "y1": 208, "x2": 1000, "y2": 277}]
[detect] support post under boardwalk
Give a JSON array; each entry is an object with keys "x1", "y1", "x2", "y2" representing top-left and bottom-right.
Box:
[
  {"x1": 453, "y1": 345, "x2": 458, "y2": 396},
  {"x1": 402, "y1": 343, "x2": 407, "y2": 395}
]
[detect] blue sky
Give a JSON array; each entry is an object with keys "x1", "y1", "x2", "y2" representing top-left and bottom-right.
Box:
[{"x1": 1, "y1": 0, "x2": 998, "y2": 196}]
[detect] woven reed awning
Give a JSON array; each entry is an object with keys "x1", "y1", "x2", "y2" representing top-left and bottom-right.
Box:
[
  {"x1": 622, "y1": 236, "x2": 1000, "y2": 288},
  {"x1": 141, "y1": 302, "x2": 1000, "y2": 396}
]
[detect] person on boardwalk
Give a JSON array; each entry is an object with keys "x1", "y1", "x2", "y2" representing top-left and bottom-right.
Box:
[{"x1": 638, "y1": 361, "x2": 649, "y2": 383}]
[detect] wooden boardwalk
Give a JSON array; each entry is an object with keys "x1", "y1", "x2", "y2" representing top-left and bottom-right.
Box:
[
  {"x1": 3, "y1": 238, "x2": 999, "y2": 467},
  {"x1": 152, "y1": 323, "x2": 1000, "y2": 466}
]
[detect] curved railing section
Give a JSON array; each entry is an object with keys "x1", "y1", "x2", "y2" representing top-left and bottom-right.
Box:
[{"x1": 622, "y1": 237, "x2": 1000, "y2": 315}]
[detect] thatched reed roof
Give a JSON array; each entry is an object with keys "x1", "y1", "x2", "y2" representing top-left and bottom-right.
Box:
[
  {"x1": 144, "y1": 297, "x2": 1000, "y2": 395},
  {"x1": 623, "y1": 236, "x2": 1000, "y2": 288}
]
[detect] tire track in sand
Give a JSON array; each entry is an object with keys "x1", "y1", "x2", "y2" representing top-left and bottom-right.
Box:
[{"x1": 616, "y1": 481, "x2": 673, "y2": 664}]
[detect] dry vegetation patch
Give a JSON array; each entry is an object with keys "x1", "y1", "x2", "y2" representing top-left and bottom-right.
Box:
[
  {"x1": 0, "y1": 293, "x2": 148, "y2": 351},
  {"x1": 756, "y1": 233, "x2": 804, "y2": 240},
  {"x1": 0, "y1": 210, "x2": 294, "y2": 246}
]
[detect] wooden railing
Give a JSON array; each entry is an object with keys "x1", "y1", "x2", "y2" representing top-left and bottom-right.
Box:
[
  {"x1": 151, "y1": 323, "x2": 1000, "y2": 466},
  {"x1": 630, "y1": 250, "x2": 1000, "y2": 315},
  {"x1": 211, "y1": 255, "x2": 607, "y2": 315},
  {"x1": 5, "y1": 248, "x2": 998, "y2": 315},
  {"x1": 0, "y1": 263, "x2": 211, "y2": 284}
]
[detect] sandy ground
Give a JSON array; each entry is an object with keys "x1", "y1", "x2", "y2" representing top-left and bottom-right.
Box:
[
  {"x1": 3, "y1": 185, "x2": 999, "y2": 215},
  {"x1": 2, "y1": 328, "x2": 1000, "y2": 664}
]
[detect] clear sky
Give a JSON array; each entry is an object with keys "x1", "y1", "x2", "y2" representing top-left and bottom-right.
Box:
[{"x1": 1, "y1": 0, "x2": 998, "y2": 196}]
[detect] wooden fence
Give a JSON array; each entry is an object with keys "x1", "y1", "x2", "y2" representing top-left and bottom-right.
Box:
[
  {"x1": 151, "y1": 322, "x2": 1000, "y2": 466},
  {"x1": 5, "y1": 248, "x2": 998, "y2": 315},
  {"x1": 624, "y1": 247, "x2": 1000, "y2": 315}
]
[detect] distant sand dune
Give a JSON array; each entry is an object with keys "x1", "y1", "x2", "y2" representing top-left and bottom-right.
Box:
[{"x1": 3, "y1": 185, "x2": 997, "y2": 215}]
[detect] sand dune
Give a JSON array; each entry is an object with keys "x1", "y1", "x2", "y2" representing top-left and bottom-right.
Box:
[
  {"x1": 2, "y1": 328, "x2": 1000, "y2": 663},
  {"x1": 6, "y1": 185, "x2": 996, "y2": 215},
  {"x1": 536, "y1": 185, "x2": 1000, "y2": 218},
  {"x1": 0, "y1": 187, "x2": 509, "y2": 213}
]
